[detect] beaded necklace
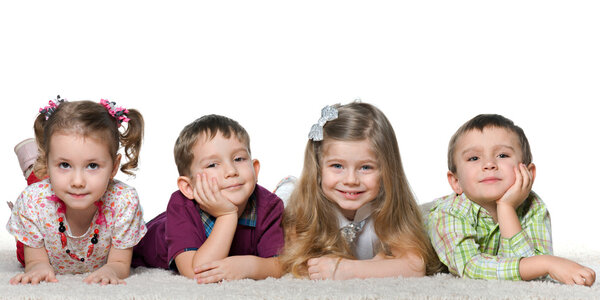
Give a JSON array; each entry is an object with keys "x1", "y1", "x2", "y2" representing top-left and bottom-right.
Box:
[
  {"x1": 48, "y1": 195, "x2": 107, "y2": 262},
  {"x1": 57, "y1": 217, "x2": 99, "y2": 262}
]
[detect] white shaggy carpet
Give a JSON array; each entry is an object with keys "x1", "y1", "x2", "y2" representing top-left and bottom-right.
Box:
[{"x1": 0, "y1": 232, "x2": 598, "y2": 300}]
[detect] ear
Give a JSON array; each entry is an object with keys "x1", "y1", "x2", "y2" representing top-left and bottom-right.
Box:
[
  {"x1": 252, "y1": 159, "x2": 260, "y2": 183},
  {"x1": 447, "y1": 171, "x2": 463, "y2": 195},
  {"x1": 527, "y1": 162, "x2": 536, "y2": 183},
  {"x1": 177, "y1": 176, "x2": 195, "y2": 200},
  {"x1": 111, "y1": 154, "x2": 122, "y2": 179}
]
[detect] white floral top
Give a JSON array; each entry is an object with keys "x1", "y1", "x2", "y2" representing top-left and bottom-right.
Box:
[{"x1": 6, "y1": 179, "x2": 147, "y2": 274}]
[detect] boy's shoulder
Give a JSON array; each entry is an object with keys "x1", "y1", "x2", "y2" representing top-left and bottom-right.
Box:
[
  {"x1": 253, "y1": 184, "x2": 285, "y2": 216},
  {"x1": 430, "y1": 193, "x2": 476, "y2": 217}
]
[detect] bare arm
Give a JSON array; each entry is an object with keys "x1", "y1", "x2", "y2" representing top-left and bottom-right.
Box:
[
  {"x1": 176, "y1": 173, "x2": 239, "y2": 279},
  {"x1": 520, "y1": 255, "x2": 596, "y2": 286},
  {"x1": 307, "y1": 249, "x2": 425, "y2": 280},
  {"x1": 496, "y1": 164, "x2": 534, "y2": 238},
  {"x1": 194, "y1": 256, "x2": 282, "y2": 283},
  {"x1": 84, "y1": 247, "x2": 133, "y2": 284},
  {"x1": 175, "y1": 213, "x2": 238, "y2": 278},
  {"x1": 10, "y1": 245, "x2": 57, "y2": 284}
]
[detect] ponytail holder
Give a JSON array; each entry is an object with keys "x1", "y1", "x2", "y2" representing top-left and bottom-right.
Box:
[
  {"x1": 308, "y1": 105, "x2": 338, "y2": 141},
  {"x1": 39, "y1": 95, "x2": 65, "y2": 120},
  {"x1": 100, "y1": 99, "x2": 130, "y2": 127}
]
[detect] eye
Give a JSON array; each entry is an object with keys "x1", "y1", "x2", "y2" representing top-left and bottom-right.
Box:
[
  {"x1": 331, "y1": 163, "x2": 343, "y2": 169},
  {"x1": 206, "y1": 163, "x2": 217, "y2": 168},
  {"x1": 467, "y1": 156, "x2": 479, "y2": 162},
  {"x1": 360, "y1": 165, "x2": 374, "y2": 171},
  {"x1": 87, "y1": 163, "x2": 99, "y2": 170},
  {"x1": 498, "y1": 153, "x2": 509, "y2": 158},
  {"x1": 59, "y1": 162, "x2": 70, "y2": 169},
  {"x1": 234, "y1": 156, "x2": 246, "y2": 162}
]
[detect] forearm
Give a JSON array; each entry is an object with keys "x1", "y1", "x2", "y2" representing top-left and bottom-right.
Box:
[
  {"x1": 497, "y1": 203, "x2": 522, "y2": 238},
  {"x1": 245, "y1": 256, "x2": 283, "y2": 279},
  {"x1": 192, "y1": 214, "x2": 237, "y2": 267},
  {"x1": 519, "y1": 255, "x2": 552, "y2": 280},
  {"x1": 24, "y1": 246, "x2": 52, "y2": 272},
  {"x1": 338, "y1": 253, "x2": 425, "y2": 279}
]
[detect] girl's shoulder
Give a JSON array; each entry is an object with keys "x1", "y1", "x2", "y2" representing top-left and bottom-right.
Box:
[
  {"x1": 101, "y1": 179, "x2": 140, "y2": 207},
  {"x1": 18, "y1": 179, "x2": 54, "y2": 204}
]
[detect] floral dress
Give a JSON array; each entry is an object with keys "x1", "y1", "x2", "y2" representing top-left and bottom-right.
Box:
[{"x1": 6, "y1": 179, "x2": 147, "y2": 274}]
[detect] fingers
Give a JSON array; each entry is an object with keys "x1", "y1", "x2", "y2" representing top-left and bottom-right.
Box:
[
  {"x1": 195, "y1": 267, "x2": 225, "y2": 284},
  {"x1": 579, "y1": 268, "x2": 596, "y2": 286},
  {"x1": 10, "y1": 272, "x2": 58, "y2": 285},
  {"x1": 194, "y1": 262, "x2": 216, "y2": 274},
  {"x1": 84, "y1": 274, "x2": 126, "y2": 285}
]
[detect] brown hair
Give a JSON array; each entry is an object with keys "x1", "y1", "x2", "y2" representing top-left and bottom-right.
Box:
[
  {"x1": 280, "y1": 102, "x2": 443, "y2": 276},
  {"x1": 447, "y1": 114, "x2": 532, "y2": 173},
  {"x1": 33, "y1": 100, "x2": 144, "y2": 177},
  {"x1": 173, "y1": 114, "x2": 250, "y2": 177}
]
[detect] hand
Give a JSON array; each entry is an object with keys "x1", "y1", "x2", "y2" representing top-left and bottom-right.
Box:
[
  {"x1": 9, "y1": 263, "x2": 57, "y2": 285},
  {"x1": 307, "y1": 256, "x2": 345, "y2": 280},
  {"x1": 547, "y1": 256, "x2": 596, "y2": 286},
  {"x1": 83, "y1": 265, "x2": 126, "y2": 285},
  {"x1": 193, "y1": 173, "x2": 238, "y2": 218},
  {"x1": 497, "y1": 163, "x2": 533, "y2": 209},
  {"x1": 193, "y1": 256, "x2": 252, "y2": 284}
]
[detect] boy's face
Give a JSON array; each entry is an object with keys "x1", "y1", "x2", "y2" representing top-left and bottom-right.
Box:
[
  {"x1": 448, "y1": 127, "x2": 527, "y2": 206},
  {"x1": 188, "y1": 131, "x2": 259, "y2": 210}
]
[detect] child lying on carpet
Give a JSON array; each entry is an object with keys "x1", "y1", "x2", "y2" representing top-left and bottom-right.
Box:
[
  {"x1": 279, "y1": 102, "x2": 443, "y2": 279},
  {"x1": 7, "y1": 97, "x2": 147, "y2": 285},
  {"x1": 426, "y1": 114, "x2": 596, "y2": 286},
  {"x1": 132, "y1": 114, "x2": 284, "y2": 283}
]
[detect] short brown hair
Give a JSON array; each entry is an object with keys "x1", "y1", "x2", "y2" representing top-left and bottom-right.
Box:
[
  {"x1": 173, "y1": 114, "x2": 250, "y2": 177},
  {"x1": 447, "y1": 114, "x2": 532, "y2": 173}
]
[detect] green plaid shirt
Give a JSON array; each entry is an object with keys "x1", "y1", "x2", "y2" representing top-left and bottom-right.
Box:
[{"x1": 426, "y1": 192, "x2": 552, "y2": 280}]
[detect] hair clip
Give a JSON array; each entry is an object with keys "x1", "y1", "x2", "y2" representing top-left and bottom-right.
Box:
[
  {"x1": 39, "y1": 95, "x2": 65, "y2": 120},
  {"x1": 100, "y1": 99, "x2": 130, "y2": 127},
  {"x1": 308, "y1": 105, "x2": 338, "y2": 141}
]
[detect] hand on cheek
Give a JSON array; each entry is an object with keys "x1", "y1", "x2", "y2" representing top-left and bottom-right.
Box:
[{"x1": 497, "y1": 163, "x2": 533, "y2": 209}]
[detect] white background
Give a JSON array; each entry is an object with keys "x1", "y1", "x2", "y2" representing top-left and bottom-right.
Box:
[{"x1": 1, "y1": 1, "x2": 598, "y2": 251}]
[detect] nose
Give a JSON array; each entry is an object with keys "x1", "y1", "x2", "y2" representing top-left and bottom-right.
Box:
[
  {"x1": 483, "y1": 158, "x2": 497, "y2": 171},
  {"x1": 70, "y1": 169, "x2": 85, "y2": 188},
  {"x1": 223, "y1": 161, "x2": 239, "y2": 178},
  {"x1": 342, "y1": 170, "x2": 360, "y2": 186}
]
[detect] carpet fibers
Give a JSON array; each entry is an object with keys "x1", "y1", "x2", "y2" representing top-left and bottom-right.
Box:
[{"x1": 1, "y1": 232, "x2": 598, "y2": 299}]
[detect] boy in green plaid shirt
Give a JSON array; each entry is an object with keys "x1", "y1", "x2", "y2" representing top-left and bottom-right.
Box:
[{"x1": 426, "y1": 114, "x2": 595, "y2": 286}]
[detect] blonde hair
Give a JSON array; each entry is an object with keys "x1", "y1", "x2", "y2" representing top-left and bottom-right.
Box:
[
  {"x1": 173, "y1": 114, "x2": 250, "y2": 177},
  {"x1": 280, "y1": 102, "x2": 443, "y2": 276},
  {"x1": 33, "y1": 100, "x2": 144, "y2": 178}
]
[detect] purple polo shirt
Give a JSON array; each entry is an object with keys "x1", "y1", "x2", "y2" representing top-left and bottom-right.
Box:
[{"x1": 132, "y1": 184, "x2": 284, "y2": 271}]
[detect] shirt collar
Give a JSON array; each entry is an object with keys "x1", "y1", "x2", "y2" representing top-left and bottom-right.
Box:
[
  {"x1": 336, "y1": 202, "x2": 374, "y2": 229},
  {"x1": 199, "y1": 193, "x2": 257, "y2": 238}
]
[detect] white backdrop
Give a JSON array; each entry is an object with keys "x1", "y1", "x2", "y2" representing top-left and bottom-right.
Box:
[{"x1": 1, "y1": 1, "x2": 598, "y2": 251}]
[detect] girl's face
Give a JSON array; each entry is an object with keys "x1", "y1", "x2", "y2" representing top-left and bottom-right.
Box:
[
  {"x1": 47, "y1": 133, "x2": 119, "y2": 214},
  {"x1": 320, "y1": 139, "x2": 381, "y2": 220}
]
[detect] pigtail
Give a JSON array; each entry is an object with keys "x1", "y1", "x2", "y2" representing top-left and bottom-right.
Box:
[
  {"x1": 32, "y1": 114, "x2": 48, "y2": 178},
  {"x1": 118, "y1": 108, "x2": 144, "y2": 176}
]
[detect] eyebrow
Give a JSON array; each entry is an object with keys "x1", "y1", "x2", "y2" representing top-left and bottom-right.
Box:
[{"x1": 460, "y1": 144, "x2": 516, "y2": 156}]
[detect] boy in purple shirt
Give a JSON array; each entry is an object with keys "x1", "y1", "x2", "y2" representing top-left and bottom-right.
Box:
[{"x1": 133, "y1": 115, "x2": 284, "y2": 283}]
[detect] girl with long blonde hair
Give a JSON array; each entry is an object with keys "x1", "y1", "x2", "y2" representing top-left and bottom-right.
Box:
[{"x1": 280, "y1": 101, "x2": 442, "y2": 279}]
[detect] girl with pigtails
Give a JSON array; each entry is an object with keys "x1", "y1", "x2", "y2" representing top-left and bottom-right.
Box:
[
  {"x1": 279, "y1": 102, "x2": 444, "y2": 279},
  {"x1": 7, "y1": 96, "x2": 147, "y2": 285}
]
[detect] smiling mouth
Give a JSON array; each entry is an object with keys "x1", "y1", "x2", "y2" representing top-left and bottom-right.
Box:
[
  {"x1": 337, "y1": 190, "x2": 364, "y2": 197},
  {"x1": 223, "y1": 184, "x2": 243, "y2": 190},
  {"x1": 68, "y1": 193, "x2": 88, "y2": 198},
  {"x1": 480, "y1": 178, "x2": 500, "y2": 183}
]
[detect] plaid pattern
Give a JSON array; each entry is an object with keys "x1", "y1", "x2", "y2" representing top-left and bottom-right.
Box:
[
  {"x1": 426, "y1": 192, "x2": 552, "y2": 280},
  {"x1": 199, "y1": 194, "x2": 257, "y2": 237}
]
